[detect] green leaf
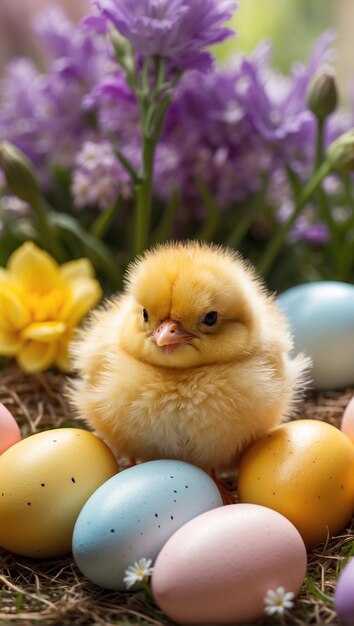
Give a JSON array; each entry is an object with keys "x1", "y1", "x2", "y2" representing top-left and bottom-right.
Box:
[
  {"x1": 48, "y1": 212, "x2": 122, "y2": 290},
  {"x1": 303, "y1": 575, "x2": 333, "y2": 605},
  {"x1": 227, "y1": 177, "x2": 268, "y2": 250},
  {"x1": 90, "y1": 197, "x2": 121, "y2": 239},
  {"x1": 151, "y1": 187, "x2": 179, "y2": 244},
  {"x1": 8, "y1": 217, "x2": 41, "y2": 242},
  {"x1": 194, "y1": 176, "x2": 220, "y2": 242}
]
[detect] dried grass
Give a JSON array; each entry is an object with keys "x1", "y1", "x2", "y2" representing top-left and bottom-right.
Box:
[{"x1": 0, "y1": 363, "x2": 353, "y2": 626}]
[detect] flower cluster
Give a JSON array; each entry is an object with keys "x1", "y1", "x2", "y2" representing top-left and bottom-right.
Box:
[
  {"x1": 0, "y1": 0, "x2": 354, "y2": 304},
  {"x1": 86, "y1": 0, "x2": 237, "y2": 71},
  {"x1": 72, "y1": 140, "x2": 133, "y2": 210},
  {"x1": 0, "y1": 5, "x2": 349, "y2": 245},
  {"x1": 0, "y1": 6, "x2": 108, "y2": 180}
]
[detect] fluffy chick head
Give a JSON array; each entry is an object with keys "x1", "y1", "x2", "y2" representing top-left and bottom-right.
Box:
[{"x1": 119, "y1": 241, "x2": 267, "y2": 368}]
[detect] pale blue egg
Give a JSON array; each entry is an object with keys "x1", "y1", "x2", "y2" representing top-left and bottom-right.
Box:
[
  {"x1": 72, "y1": 459, "x2": 223, "y2": 590},
  {"x1": 277, "y1": 281, "x2": 354, "y2": 390}
]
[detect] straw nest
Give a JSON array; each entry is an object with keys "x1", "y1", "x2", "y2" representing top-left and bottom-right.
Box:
[{"x1": 0, "y1": 363, "x2": 352, "y2": 626}]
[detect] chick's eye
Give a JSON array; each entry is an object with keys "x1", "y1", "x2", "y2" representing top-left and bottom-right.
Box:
[
  {"x1": 142, "y1": 308, "x2": 149, "y2": 322},
  {"x1": 202, "y1": 311, "x2": 218, "y2": 326}
]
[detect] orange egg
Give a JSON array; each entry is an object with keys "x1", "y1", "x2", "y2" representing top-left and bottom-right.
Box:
[{"x1": 237, "y1": 420, "x2": 354, "y2": 549}]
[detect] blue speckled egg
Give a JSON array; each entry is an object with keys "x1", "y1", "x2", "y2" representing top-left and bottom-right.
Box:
[
  {"x1": 72, "y1": 459, "x2": 223, "y2": 590},
  {"x1": 277, "y1": 281, "x2": 354, "y2": 390}
]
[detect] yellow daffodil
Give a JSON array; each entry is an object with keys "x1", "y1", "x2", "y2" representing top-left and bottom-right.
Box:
[{"x1": 0, "y1": 242, "x2": 103, "y2": 373}]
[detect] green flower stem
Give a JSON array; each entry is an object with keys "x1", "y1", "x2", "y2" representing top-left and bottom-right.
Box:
[
  {"x1": 141, "y1": 578, "x2": 154, "y2": 601},
  {"x1": 152, "y1": 187, "x2": 179, "y2": 244},
  {"x1": 134, "y1": 134, "x2": 156, "y2": 255},
  {"x1": 258, "y1": 160, "x2": 332, "y2": 276},
  {"x1": 342, "y1": 171, "x2": 354, "y2": 209},
  {"x1": 315, "y1": 117, "x2": 325, "y2": 170},
  {"x1": 90, "y1": 196, "x2": 121, "y2": 239},
  {"x1": 286, "y1": 166, "x2": 302, "y2": 197},
  {"x1": 133, "y1": 56, "x2": 170, "y2": 256},
  {"x1": 314, "y1": 117, "x2": 338, "y2": 261},
  {"x1": 111, "y1": 139, "x2": 141, "y2": 185},
  {"x1": 32, "y1": 196, "x2": 66, "y2": 262},
  {"x1": 337, "y1": 173, "x2": 354, "y2": 280},
  {"x1": 227, "y1": 177, "x2": 268, "y2": 250},
  {"x1": 195, "y1": 176, "x2": 220, "y2": 242}
]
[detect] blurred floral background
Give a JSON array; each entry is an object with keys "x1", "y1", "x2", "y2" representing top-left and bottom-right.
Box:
[{"x1": 1, "y1": 0, "x2": 354, "y2": 372}]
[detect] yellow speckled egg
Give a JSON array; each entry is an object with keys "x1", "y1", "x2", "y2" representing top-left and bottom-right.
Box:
[
  {"x1": 0, "y1": 428, "x2": 118, "y2": 557},
  {"x1": 237, "y1": 420, "x2": 354, "y2": 549}
]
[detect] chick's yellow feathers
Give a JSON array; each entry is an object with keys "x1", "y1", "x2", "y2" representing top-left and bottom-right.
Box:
[{"x1": 69, "y1": 241, "x2": 308, "y2": 470}]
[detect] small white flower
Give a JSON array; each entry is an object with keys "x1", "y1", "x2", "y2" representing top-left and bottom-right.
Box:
[
  {"x1": 123, "y1": 558, "x2": 154, "y2": 590},
  {"x1": 264, "y1": 586, "x2": 295, "y2": 616}
]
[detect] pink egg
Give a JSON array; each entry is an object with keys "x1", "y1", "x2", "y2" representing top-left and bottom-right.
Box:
[
  {"x1": 0, "y1": 403, "x2": 21, "y2": 454},
  {"x1": 152, "y1": 503, "x2": 307, "y2": 625},
  {"x1": 341, "y1": 396, "x2": 354, "y2": 443}
]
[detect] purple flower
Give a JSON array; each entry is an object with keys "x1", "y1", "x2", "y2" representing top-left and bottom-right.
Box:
[
  {"x1": 83, "y1": 71, "x2": 140, "y2": 139},
  {"x1": 277, "y1": 200, "x2": 329, "y2": 247},
  {"x1": 71, "y1": 140, "x2": 133, "y2": 209},
  {"x1": 237, "y1": 31, "x2": 337, "y2": 172},
  {"x1": 0, "y1": 59, "x2": 50, "y2": 179},
  {"x1": 153, "y1": 56, "x2": 272, "y2": 211},
  {"x1": 0, "y1": 6, "x2": 112, "y2": 178},
  {"x1": 89, "y1": 0, "x2": 237, "y2": 71},
  {"x1": 34, "y1": 6, "x2": 109, "y2": 84}
]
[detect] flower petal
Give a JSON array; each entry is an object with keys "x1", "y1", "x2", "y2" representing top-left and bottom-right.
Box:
[
  {"x1": 17, "y1": 341, "x2": 57, "y2": 373},
  {"x1": 0, "y1": 329, "x2": 22, "y2": 355},
  {"x1": 59, "y1": 258, "x2": 95, "y2": 284},
  {"x1": 0, "y1": 285, "x2": 31, "y2": 330},
  {"x1": 283, "y1": 600, "x2": 295, "y2": 610},
  {"x1": 21, "y1": 321, "x2": 66, "y2": 343},
  {"x1": 62, "y1": 279, "x2": 102, "y2": 327},
  {"x1": 0, "y1": 268, "x2": 11, "y2": 283},
  {"x1": 264, "y1": 606, "x2": 278, "y2": 616},
  {"x1": 264, "y1": 590, "x2": 277, "y2": 603},
  {"x1": 8, "y1": 241, "x2": 62, "y2": 292},
  {"x1": 284, "y1": 592, "x2": 295, "y2": 602}
]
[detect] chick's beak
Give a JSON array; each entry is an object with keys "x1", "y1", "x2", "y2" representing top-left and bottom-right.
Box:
[{"x1": 151, "y1": 319, "x2": 196, "y2": 353}]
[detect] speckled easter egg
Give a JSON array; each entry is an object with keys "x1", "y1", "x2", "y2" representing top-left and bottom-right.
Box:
[
  {"x1": 0, "y1": 428, "x2": 118, "y2": 557},
  {"x1": 152, "y1": 503, "x2": 307, "y2": 624},
  {"x1": 341, "y1": 396, "x2": 354, "y2": 444},
  {"x1": 0, "y1": 402, "x2": 21, "y2": 454},
  {"x1": 335, "y1": 557, "x2": 354, "y2": 625},
  {"x1": 277, "y1": 281, "x2": 354, "y2": 390},
  {"x1": 238, "y1": 419, "x2": 354, "y2": 548},
  {"x1": 72, "y1": 460, "x2": 223, "y2": 590}
]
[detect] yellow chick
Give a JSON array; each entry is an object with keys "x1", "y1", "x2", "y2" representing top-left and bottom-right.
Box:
[{"x1": 68, "y1": 241, "x2": 309, "y2": 472}]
